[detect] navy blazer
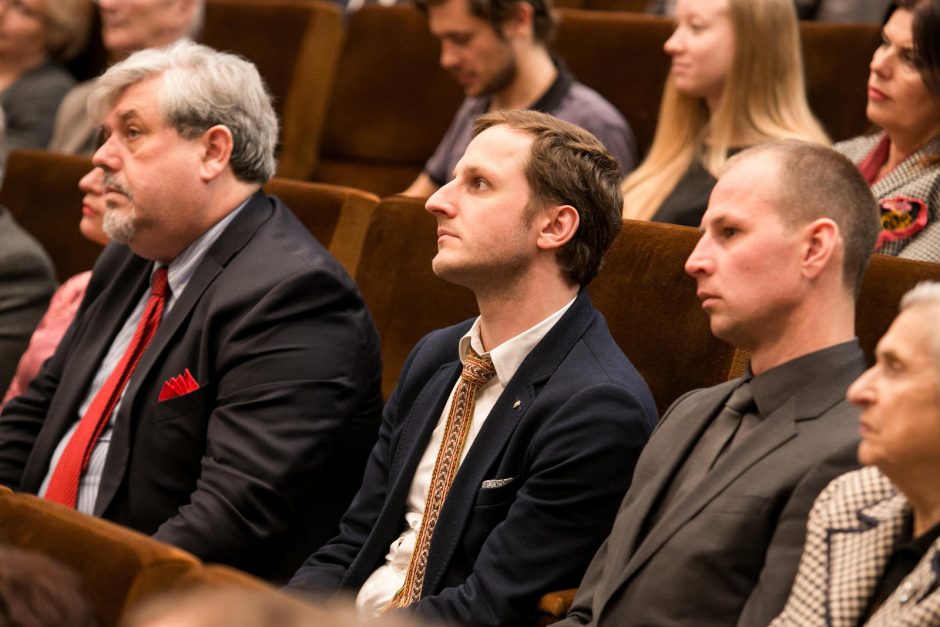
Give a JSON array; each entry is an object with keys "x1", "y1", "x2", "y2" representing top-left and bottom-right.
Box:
[
  {"x1": 0, "y1": 190, "x2": 384, "y2": 582},
  {"x1": 288, "y1": 290, "x2": 657, "y2": 626}
]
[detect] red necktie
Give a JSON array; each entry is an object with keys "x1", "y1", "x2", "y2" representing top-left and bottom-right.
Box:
[{"x1": 44, "y1": 267, "x2": 170, "y2": 508}]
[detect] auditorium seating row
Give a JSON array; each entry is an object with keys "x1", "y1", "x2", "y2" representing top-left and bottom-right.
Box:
[
  {"x1": 0, "y1": 485, "x2": 313, "y2": 627},
  {"x1": 195, "y1": 0, "x2": 881, "y2": 196},
  {"x1": 4, "y1": 149, "x2": 938, "y2": 414},
  {"x1": 1, "y1": 149, "x2": 938, "y2": 625}
]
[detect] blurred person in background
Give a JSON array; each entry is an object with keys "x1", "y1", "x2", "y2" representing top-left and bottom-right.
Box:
[
  {"x1": 624, "y1": 0, "x2": 828, "y2": 227},
  {"x1": 2, "y1": 166, "x2": 108, "y2": 408},
  {"x1": 0, "y1": 0, "x2": 92, "y2": 148}
]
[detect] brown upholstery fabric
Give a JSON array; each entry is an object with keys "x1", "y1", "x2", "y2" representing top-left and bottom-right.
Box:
[
  {"x1": 263, "y1": 178, "x2": 379, "y2": 276},
  {"x1": 202, "y1": 0, "x2": 343, "y2": 180},
  {"x1": 312, "y1": 5, "x2": 464, "y2": 197},
  {"x1": 856, "y1": 255, "x2": 940, "y2": 364},
  {"x1": 173, "y1": 563, "x2": 274, "y2": 593},
  {"x1": 354, "y1": 195, "x2": 477, "y2": 399},
  {"x1": 0, "y1": 491, "x2": 199, "y2": 627},
  {"x1": 589, "y1": 220, "x2": 737, "y2": 414},
  {"x1": 356, "y1": 207, "x2": 737, "y2": 411},
  {"x1": 556, "y1": 11, "x2": 878, "y2": 157},
  {"x1": 314, "y1": 9, "x2": 876, "y2": 196},
  {"x1": 0, "y1": 149, "x2": 99, "y2": 282},
  {"x1": 801, "y1": 21, "x2": 880, "y2": 142},
  {"x1": 553, "y1": 10, "x2": 673, "y2": 158}
]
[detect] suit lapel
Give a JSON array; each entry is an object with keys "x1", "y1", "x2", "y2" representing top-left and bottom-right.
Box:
[
  {"x1": 345, "y1": 361, "x2": 461, "y2": 585},
  {"x1": 606, "y1": 347, "x2": 865, "y2": 600},
  {"x1": 597, "y1": 381, "x2": 733, "y2": 595},
  {"x1": 94, "y1": 191, "x2": 274, "y2": 516},
  {"x1": 421, "y1": 292, "x2": 595, "y2": 595},
  {"x1": 826, "y1": 493, "x2": 907, "y2": 627},
  {"x1": 871, "y1": 135, "x2": 940, "y2": 200},
  {"x1": 21, "y1": 249, "x2": 150, "y2": 490}
]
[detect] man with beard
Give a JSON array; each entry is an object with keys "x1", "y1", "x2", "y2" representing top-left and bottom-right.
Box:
[
  {"x1": 0, "y1": 41, "x2": 384, "y2": 583},
  {"x1": 402, "y1": 0, "x2": 637, "y2": 198},
  {"x1": 288, "y1": 110, "x2": 656, "y2": 626}
]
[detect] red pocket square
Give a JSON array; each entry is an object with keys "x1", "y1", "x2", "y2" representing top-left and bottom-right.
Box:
[{"x1": 158, "y1": 368, "x2": 199, "y2": 402}]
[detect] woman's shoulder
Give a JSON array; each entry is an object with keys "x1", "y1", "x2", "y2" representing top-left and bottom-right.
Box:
[{"x1": 834, "y1": 132, "x2": 883, "y2": 164}]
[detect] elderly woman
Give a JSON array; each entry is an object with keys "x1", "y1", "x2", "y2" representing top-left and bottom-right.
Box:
[
  {"x1": 622, "y1": 0, "x2": 828, "y2": 226},
  {"x1": 0, "y1": 0, "x2": 92, "y2": 149},
  {"x1": 770, "y1": 281, "x2": 940, "y2": 626},
  {"x1": 836, "y1": 0, "x2": 940, "y2": 262}
]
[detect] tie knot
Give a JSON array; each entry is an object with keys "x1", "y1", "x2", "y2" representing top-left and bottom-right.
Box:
[
  {"x1": 462, "y1": 347, "x2": 496, "y2": 386},
  {"x1": 725, "y1": 381, "x2": 756, "y2": 415},
  {"x1": 151, "y1": 267, "x2": 169, "y2": 298}
]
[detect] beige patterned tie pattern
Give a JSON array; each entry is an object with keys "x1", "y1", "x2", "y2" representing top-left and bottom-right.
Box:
[{"x1": 385, "y1": 346, "x2": 496, "y2": 610}]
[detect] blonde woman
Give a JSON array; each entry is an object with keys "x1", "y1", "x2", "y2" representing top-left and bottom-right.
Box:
[{"x1": 622, "y1": 0, "x2": 829, "y2": 226}]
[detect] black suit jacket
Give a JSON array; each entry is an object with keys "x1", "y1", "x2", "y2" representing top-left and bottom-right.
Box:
[
  {"x1": 0, "y1": 191, "x2": 383, "y2": 582},
  {"x1": 559, "y1": 343, "x2": 866, "y2": 627},
  {"x1": 287, "y1": 291, "x2": 658, "y2": 626}
]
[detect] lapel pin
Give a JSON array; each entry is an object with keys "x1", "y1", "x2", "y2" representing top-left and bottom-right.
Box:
[{"x1": 513, "y1": 400, "x2": 521, "y2": 409}]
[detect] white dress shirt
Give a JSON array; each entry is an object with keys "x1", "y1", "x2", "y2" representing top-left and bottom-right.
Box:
[{"x1": 356, "y1": 296, "x2": 576, "y2": 616}]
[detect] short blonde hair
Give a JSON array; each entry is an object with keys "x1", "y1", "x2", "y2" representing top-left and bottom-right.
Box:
[{"x1": 622, "y1": 0, "x2": 829, "y2": 220}]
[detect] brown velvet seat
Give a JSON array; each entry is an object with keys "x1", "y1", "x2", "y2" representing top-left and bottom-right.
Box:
[
  {"x1": 201, "y1": 0, "x2": 343, "y2": 180},
  {"x1": 355, "y1": 195, "x2": 478, "y2": 398},
  {"x1": 589, "y1": 220, "x2": 739, "y2": 413},
  {"x1": 0, "y1": 149, "x2": 377, "y2": 281},
  {"x1": 554, "y1": 11, "x2": 879, "y2": 156},
  {"x1": 355, "y1": 205, "x2": 739, "y2": 413},
  {"x1": 263, "y1": 178, "x2": 379, "y2": 276},
  {"x1": 312, "y1": 9, "x2": 877, "y2": 197},
  {"x1": 0, "y1": 149, "x2": 99, "y2": 282},
  {"x1": 0, "y1": 490, "x2": 199, "y2": 627},
  {"x1": 312, "y1": 5, "x2": 464, "y2": 197}
]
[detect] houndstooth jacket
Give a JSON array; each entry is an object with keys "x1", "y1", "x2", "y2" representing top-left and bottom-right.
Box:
[
  {"x1": 770, "y1": 466, "x2": 940, "y2": 626},
  {"x1": 837, "y1": 132, "x2": 940, "y2": 263}
]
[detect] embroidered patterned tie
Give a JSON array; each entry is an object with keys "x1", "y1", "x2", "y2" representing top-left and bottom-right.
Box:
[
  {"x1": 385, "y1": 346, "x2": 496, "y2": 609},
  {"x1": 44, "y1": 267, "x2": 170, "y2": 508}
]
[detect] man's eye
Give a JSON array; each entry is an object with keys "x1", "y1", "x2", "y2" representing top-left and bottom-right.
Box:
[
  {"x1": 472, "y1": 177, "x2": 490, "y2": 191},
  {"x1": 721, "y1": 227, "x2": 737, "y2": 239},
  {"x1": 126, "y1": 127, "x2": 142, "y2": 139}
]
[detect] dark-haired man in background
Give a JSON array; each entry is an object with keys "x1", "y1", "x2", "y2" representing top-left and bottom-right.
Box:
[{"x1": 402, "y1": 0, "x2": 636, "y2": 197}]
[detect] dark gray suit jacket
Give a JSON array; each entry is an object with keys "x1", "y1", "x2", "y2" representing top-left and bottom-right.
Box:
[
  {"x1": 560, "y1": 343, "x2": 866, "y2": 627},
  {"x1": 0, "y1": 207, "x2": 56, "y2": 395}
]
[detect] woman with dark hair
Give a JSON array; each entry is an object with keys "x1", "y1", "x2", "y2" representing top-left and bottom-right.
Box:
[{"x1": 836, "y1": 0, "x2": 940, "y2": 262}]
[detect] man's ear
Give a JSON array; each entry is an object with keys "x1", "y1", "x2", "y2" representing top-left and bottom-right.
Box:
[
  {"x1": 801, "y1": 217, "x2": 840, "y2": 281},
  {"x1": 536, "y1": 204, "x2": 579, "y2": 252},
  {"x1": 501, "y1": 1, "x2": 534, "y2": 40},
  {"x1": 199, "y1": 125, "x2": 234, "y2": 182}
]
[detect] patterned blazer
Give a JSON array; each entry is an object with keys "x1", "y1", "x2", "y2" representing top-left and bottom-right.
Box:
[
  {"x1": 836, "y1": 132, "x2": 940, "y2": 263},
  {"x1": 771, "y1": 466, "x2": 940, "y2": 627}
]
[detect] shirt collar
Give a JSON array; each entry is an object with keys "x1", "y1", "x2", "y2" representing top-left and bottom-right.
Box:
[
  {"x1": 748, "y1": 339, "x2": 862, "y2": 418},
  {"x1": 479, "y1": 56, "x2": 573, "y2": 115},
  {"x1": 457, "y1": 295, "x2": 577, "y2": 387},
  {"x1": 155, "y1": 196, "x2": 251, "y2": 299}
]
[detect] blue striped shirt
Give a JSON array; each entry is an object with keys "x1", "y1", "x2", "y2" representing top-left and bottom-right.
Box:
[{"x1": 39, "y1": 198, "x2": 249, "y2": 514}]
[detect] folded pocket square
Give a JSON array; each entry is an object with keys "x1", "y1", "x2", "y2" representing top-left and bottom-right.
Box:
[
  {"x1": 481, "y1": 477, "x2": 514, "y2": 489},
  {"x1": 158, "y1": 368, "x2": 199, "y2": 402}
]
